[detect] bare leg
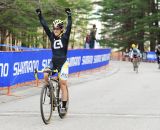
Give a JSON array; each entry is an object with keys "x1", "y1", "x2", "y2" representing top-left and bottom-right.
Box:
[
  {"x1": 59, "y1": 79, "x2": 68, "y2": 101},
  {"x1": 44, "y1": 73, "x2": 49, "y2": 85}
]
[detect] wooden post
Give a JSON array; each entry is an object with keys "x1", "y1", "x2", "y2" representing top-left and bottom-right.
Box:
[
  {"x1": 77, "y1": 71, "x2": 80, "y2": 77},
  {"x1": 36, "y1": 79, "x2": 39, "y2": 87},
  {"x1": 7, "y1": 86, "x2": 11, "y2": 96}
]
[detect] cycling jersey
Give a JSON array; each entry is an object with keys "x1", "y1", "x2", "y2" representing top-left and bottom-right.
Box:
[
  {"x1": 38, "y1": 13, "x2": 72, "y2": 58},
  {"x1": 38, "y1": 13, "x2": 72, "y2": 76},
  {"x1": 130, "y1": 48, "x2": 141, "y2": 58}
]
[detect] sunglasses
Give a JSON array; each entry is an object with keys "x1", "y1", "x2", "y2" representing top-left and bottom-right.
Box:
[{"x1": 53, "y1": 27, "x2": 61, "y2": 30}]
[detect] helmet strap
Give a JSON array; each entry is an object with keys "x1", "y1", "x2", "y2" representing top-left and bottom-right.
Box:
[{"x1": 55, "y1": 30, "x2": 63, "y2": 38}]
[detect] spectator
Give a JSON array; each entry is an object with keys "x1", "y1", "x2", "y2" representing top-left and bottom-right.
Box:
[
  {"x1": 89, "y1": 24, "x2": 97, "y2": 49},
  {"x1": 84, "y1": 33, "x2": 90, "y2": 49}
]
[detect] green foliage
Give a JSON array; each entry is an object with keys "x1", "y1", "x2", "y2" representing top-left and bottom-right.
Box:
[
  {"x1": 0, "y1": 0, "x2": 92, "y2": 49},
  {"x1": 99, "y1": 0, "x2": 159, "y2": 51}
]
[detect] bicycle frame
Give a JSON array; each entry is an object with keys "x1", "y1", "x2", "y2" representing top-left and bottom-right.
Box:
[
  {"x1": 49, "y1": 77, "x2": 60, "y2": 107},
  {"x1": 34, "y1": 68, "x2": 68, "y2": 124}
]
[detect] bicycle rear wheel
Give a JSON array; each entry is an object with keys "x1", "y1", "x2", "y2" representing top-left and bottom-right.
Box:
[
  {"x1": 133, "y1": 60, "x2": 138, "y2": 73},
  {"x1": 57, "y1": 85, "x2": 69, "y2": 119},
  {"x1": 40, "y1": 85, "x2": 53, "y2": 124}
]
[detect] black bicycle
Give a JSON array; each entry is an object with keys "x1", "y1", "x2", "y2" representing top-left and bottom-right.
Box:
[
  {"x1": 34, "y1": 69, "x2": 69, "y2": 124},
  {"x1": 132, "y1": 56, "x2": 140, "y2": 73}
]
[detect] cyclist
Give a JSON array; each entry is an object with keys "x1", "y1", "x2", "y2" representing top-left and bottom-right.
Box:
[
  {"x1": 129, "y1": 44, "x2": 141, "y2": 71},
  {"x1": 36, "y1": 8, "x2": 72, "y2": 113},
  {"x1": 155, "y1": 44, "x2": 160, "y2": 67},
  {"x1": 130, "y1": 44, "x2": 141, "y2": 61}
]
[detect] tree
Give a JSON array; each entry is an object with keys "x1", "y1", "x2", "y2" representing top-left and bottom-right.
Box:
[
  {"x1": 99, "y1": 0, "x2": 160, "y2": 51},
  {"x1": 0, "y1": 0, "x2": 93, "y2": 50}
]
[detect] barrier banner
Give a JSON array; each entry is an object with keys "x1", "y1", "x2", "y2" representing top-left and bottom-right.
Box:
[
  {"x1": 0, "y1": 49, "x2": 111, "y2": 87},
  {"x1": 147, "y1": 52, "x2": 157, "y2": 61}
]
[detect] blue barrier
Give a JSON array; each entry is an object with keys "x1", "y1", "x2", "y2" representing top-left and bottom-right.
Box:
[
  {"x1": 146, "y1": 52, "x2": 157, "y2": 61},
  {"x1": 0, "y1": 49, "x2": 111, "y2": 87}
]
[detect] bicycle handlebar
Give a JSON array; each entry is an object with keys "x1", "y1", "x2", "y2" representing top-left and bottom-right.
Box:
[
  {"x1": 34, "y1": 69, "x2": 58, "y2": 80},
  {"x1": 34, "y1": 69, "x2": 58, "y2": 74}
]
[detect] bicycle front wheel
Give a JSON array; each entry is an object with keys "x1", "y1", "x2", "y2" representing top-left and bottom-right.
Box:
[
  {"x1": 135, "y1": 61, "x2": 139, "y2": 73},
  {"x1": 133, "y1": 60, "x2": 138, "y2": 73},
  {"x1": 40, "y1": 85, "x2": 53, "y2": 124}
]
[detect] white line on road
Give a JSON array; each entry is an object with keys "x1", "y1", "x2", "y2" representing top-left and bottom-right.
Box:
[{"x1": 0, "y1": 112, "x2": 160, "y2": 118}]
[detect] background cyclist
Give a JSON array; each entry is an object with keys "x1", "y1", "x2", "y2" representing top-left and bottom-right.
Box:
[
  {"x1": 155, "y1": 44, "x2": 160, "y2": 68},
  {"x1": 129, "y1": 44, "x2": 141, "y2": 62}
]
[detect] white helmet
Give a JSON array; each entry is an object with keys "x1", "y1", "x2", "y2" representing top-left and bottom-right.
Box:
[{"x1": 53, "y1": 19, "x2": 64, "y2": 29}]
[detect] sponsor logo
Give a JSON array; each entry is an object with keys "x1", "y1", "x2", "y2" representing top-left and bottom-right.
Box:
[
  {"x1": 13, "y1": 60, "x2": 39, "y2": 76},
  {"x1": 0, "y1": 63, "x2": 9, "y2": 77},
  {"x1": 53, "y1": 40, "x2": 63, "y2": 49}
]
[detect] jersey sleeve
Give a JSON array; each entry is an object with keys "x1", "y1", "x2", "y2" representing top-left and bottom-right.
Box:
[
  {"x1": 38, "y1": 14, "x2": 52, "y2": 37},
  {"x1": 63, "y1": 15, "x2": 72, "y2": 39},
  {"x1": 130, "y1": 50, "x2": 133, "y2": 58}
]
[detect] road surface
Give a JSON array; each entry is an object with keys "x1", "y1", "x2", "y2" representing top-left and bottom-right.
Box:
[{"x1": 0, "y1": 61, "x2": 160, "y2": 130}]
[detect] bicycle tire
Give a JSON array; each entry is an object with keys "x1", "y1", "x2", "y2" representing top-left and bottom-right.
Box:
[
  {"x1": 40, "y1": 85, "x2": 53, "y2": 124},
  {"x1": 57, "y1": 85, "x2": 69, "y2": 119},
  {"x1": 136, "y1": 61, "x2": 139, "y2": 73},
  {"x1": 133, "y1": 61, "x2": 136, "y2": 71},
  {"x1": 136, "y1": 66, "x2": 138, "y2": 73},
  {"x1": 133, "y1": 59, "x2": 138, "y2": 73}
]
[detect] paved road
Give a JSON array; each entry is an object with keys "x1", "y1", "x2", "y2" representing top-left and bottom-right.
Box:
[{"x1": 0, "y1": 61, "x2": 160, "y2": 130}]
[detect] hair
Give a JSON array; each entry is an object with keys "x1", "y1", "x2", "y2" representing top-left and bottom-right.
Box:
[{"x1": 93, "y1": 24, "x2": 96, "y2": 28}]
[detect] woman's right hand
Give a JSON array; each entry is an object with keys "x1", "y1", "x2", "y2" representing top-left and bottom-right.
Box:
[{"x1": 36, "y1": 8, "x2": 41, "y2": 15}]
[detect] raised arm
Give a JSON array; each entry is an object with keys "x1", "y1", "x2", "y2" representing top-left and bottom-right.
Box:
[
  {"x1": 63, "y1": 8, "x2": 72, "y2": 39},
  {"x1": 36, "y1": 9, "x2": 52, "y2": 37}
]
